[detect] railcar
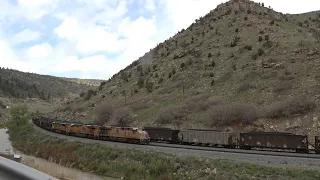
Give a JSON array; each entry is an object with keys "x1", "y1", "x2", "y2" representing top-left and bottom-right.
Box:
[
  {"x1": 239, "y1": 132, "x2": 309, "y2": 153},
  {"x1": 179, "y1": 129, "x2": 237, "y2": 148},
  {"x1": 142, "y1": 127, "x2": 180, "y2": 143}
]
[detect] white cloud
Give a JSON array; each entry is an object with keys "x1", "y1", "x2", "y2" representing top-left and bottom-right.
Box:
[
  {"x1": 25, "y1": 43, "x2": 53, "y2": 59},
  {"x1": 0, "y1": 0, "x2": 319, "y2": 79},
  {"x1": 11, "y1": 29, "x2": 41, "y2": 44}
]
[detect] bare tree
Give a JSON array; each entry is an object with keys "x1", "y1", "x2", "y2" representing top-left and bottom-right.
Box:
[
  {"x1": 112, "y1": 107, "x2": 133, "y2": 126},
  {"x1": 95, "y1": 101, "x2": 114, "y2": 125}
]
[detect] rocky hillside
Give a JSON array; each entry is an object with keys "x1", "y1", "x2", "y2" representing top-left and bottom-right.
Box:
[
  {"x1": 53, "y1": 0, "x2": 320, "y2": 136},
  {"x1": 0, "y1": 67, "x2": 102, "y2": 100}
]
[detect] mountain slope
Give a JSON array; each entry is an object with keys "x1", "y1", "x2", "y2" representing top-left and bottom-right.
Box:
[
  {"x1": 0, "y1": 68, "x2": 103, "y2": 100},
  {"x1": 53, "y1": 0, "x2": 320, "y2": 136}
]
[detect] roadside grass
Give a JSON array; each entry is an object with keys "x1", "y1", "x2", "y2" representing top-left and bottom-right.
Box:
[{"x1": 7, "y1": 105, "x2": 320, "y2": 180}]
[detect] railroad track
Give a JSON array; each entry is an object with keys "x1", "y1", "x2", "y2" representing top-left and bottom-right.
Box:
[{"x1": 29, "y1": 120, "x2": 320, "y2": 160}]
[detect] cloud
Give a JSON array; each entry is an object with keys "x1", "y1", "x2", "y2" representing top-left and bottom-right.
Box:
[
  {"x1": 10, "y1": 29, "x2": 42, "y2": 45},
  {"x1": 0, "y1": 0, "x2": 319, "y2": 79}
]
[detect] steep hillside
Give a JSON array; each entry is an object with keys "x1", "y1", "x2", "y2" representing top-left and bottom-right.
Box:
[{"x1": 53, "y1": 0, "x2": 320, "y2": 136}]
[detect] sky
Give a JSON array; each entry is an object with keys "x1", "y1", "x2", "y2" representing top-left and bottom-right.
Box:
[{"x1": 0, "y1": 0, "x2": 319, "y2": 80}]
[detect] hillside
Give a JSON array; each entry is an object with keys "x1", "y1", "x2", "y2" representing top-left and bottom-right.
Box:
[
  {"x1": 52, "y1": 0, "x2": 320, "y2": 136},
  {"x1": 0, "y1": 67, "x2": 102, "y2": 100}
]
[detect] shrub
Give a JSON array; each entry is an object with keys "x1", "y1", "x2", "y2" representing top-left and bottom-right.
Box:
[
  {"x1": 264, "y1": 34, "x2": 270, "y2": 41},
  {"x1": 211, "y1": 60, "x2": 216, "y2": 67},
  {"x1": 269, "y1": 20, "x2": 275, "y2": 26},
  {"x1": 251, "y1": 53, "x2": 258, "y2": 60},
  {"x1": 138, "y1": 77, "x2": 144, "y2": 88},
  {"x1": 185, "y1": 94, "x2": 222, "y2": 112},
  {"x1": 263, "y1": 96, "x2": 317, "y2": 119},
  {"x1": 258, "y1": 36, "x2": 263, "y2": 42},
  {"x1": 145, "y1": 81, "x2": 154, "y2": 92},
  {"x1": 180, "y1": 63, "x2": 186, "y2": 69},
  {"x1": 208, "y1": 53, "x2": 212, "y2": 58},
  {"x1": 172, "y1": 68, "x2": 176, "y2": 75},
  {"x1": 95, "y1": 102, "x2": 114, "y2": 125},
  {"x1": 84, "y1": 89, "x2": 95, "y2": 101},
  {"x1": 158, "y1": 78, "x2": 164, "y2": 84},
  {"x1": 244, "y1": 45, "x2": 252, "y2": 51},
  {"x1": 207, "y1": 104, "x2": 258, "y2": 126},
  {"x1": 100, "y1": 81, "x2": 107, "y2": 87},
  {"x1": 157, "y1": 106, "x2": 186, "y2": 124},
  {"x1": 258, "y1": 48, "x2": 265, "y2": 56},
  {"x1": 210, "y1": 79, "x2": 215, "y2": 86},
  {"x1": 112, "y1": 107, "x2": 133, "y2": 126},
  {"x1": 137, "y1": 65, "x2": 143, "y2": 72}
]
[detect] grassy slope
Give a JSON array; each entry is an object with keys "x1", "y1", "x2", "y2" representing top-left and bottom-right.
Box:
[
  {"x1": 53, "y1": 0, "x2": 320, "y2": 135},
  {"x1": 6, "y1": 106, "x2": 320, "y2": 180}
]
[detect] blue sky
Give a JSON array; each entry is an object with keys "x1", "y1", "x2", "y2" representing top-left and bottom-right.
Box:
[{"x1": 0, "y1": 0, "x2": 319, "y2": 80}]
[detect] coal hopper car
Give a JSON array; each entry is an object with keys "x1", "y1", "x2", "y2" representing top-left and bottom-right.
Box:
[{"x1": 239, "y1": 132, "x2": 309, "y2": 153}]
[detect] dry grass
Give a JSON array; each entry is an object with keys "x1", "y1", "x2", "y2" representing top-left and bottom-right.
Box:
[{"x1": 21, "y1": 155, "x2": 112, "y2": 180}]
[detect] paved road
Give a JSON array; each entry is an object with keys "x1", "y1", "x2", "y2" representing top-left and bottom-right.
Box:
[{"x1": 30, "y1": 120, "x2": 320, "y2": 170}]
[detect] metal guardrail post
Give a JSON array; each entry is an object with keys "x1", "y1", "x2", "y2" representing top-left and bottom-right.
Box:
[{"x1": 0, "y1": 156, "x2": 57, "y2": 180}]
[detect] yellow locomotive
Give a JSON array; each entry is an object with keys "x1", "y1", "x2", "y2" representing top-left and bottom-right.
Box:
[{"x1": 38, "y1": 117, "x2": 150, "y2": 145}]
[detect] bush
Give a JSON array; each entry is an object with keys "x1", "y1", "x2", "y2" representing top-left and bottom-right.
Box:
[
  {"x1": 137, "y1": 65, "x2": 143, "y2": 72},
  {"x1": 84, "y1": 89, "x2": 95, "y2": 101},
  {"x1": 258, "y1": 36, "x2": 263, "y2": 42},
  {"x1": 145, "y1": 81, "x2": 154, "y2": 92},
  {"x1": 112, "y1": 107, "x2": 133, "y2": 126},
  {"x1": 138, "y1": 77, "x2": 144, "y2": 88},
  {"x1": 207, "y1": 104, "x2": 258, "y2": 126},
  {"x1": 263, "y1": 96, "x2": 316, "y2": 119},
  {"x1": 210, "y1": 79, "x2": 215, "y2": 86},
  {"x1": 157, "y1": 106, "x2": 186, "y2": 124},
  {"x1": 258, "y1": 48, "x2": 265, "y2": 56},
  {"x1": 269, "y1": 20, "x2": 275, "y2": 26},
  {"x1": 185, "y1": 94, "x2": 222, "y2": 112},
  {"x1": 95, "y1": 102, "x2": 114, "y2": 125},
  {"x1": 244, "y1": 45, "x2": 252, "y2": 51},
  {"x1": 251, "y1": 53, "x2": 258, "y2": 60},
  {"x1": 180, "y1": 63, "x2": 186, "y2": 69}
]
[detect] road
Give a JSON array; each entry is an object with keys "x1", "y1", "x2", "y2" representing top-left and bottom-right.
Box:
[{"x1": 30, "y1": 120, "x2": 320, "y2": 170}]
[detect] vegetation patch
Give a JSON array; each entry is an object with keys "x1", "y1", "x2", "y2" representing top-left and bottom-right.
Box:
[
  {"x1": 207, "y1": 104, "x2": 258, "y2": 126},
  {"x1": 263, "y1": 96, "x2": 317, "y2": 119}
]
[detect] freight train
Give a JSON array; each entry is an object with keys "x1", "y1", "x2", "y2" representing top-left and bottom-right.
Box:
[{"x1": 32, "y1": 116, "x2": 320, "y2": 154}]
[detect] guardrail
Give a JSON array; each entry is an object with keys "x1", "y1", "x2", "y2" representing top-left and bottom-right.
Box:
[{"x1": 0, "y1": 156, "x2": 57, "y2": 180}]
